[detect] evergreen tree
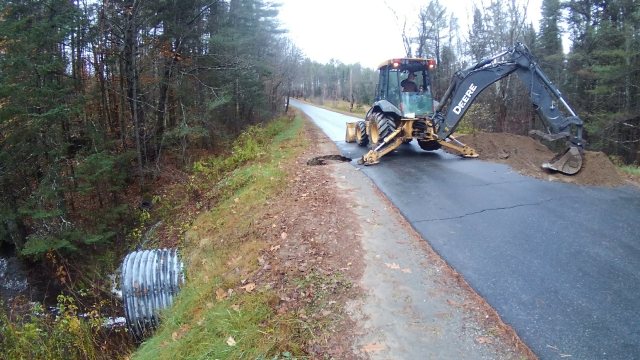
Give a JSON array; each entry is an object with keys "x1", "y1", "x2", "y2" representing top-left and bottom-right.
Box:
[
  {"x1": 468, "y1": 7, "x2": 490, "y2": 61},
  {"x1": 0, "y1": 0, "x2": 83, "y2": 253},
  {"x1": 539, "y1": 0, "x2": 563, "y2": 56},
  {"x1": 537, "y1": 0, "x2": 564, "y2": 86},
  {"x1": 563, "y1": 0, "x2": 640, "y2": 162}
]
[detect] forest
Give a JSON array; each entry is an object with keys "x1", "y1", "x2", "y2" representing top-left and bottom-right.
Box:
[
  {"x1": 0, "y1": 0, "x2": 638, "y2": 357},
  {"x1": 0, "y1": 0, "x2": 305, "y2": 259}
]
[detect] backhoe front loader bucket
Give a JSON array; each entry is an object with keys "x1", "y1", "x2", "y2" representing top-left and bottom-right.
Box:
[
  {"x1": 542, "y1": 146, "x2": 583, "y2": 175},
  {"x1": 345, "y1": 122, "x2": 357, "y2": 143}
]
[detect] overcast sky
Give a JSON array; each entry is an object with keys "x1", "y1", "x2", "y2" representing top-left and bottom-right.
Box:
[{"x1": 277, "y1": 0, "x2": 543, "y2": 69}]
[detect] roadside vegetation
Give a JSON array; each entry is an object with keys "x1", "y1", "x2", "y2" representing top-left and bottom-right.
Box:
[
  {"x1": 621, "y1": 166, "x2": 640, "y2": 176},
  {"x1": 133, "y1": 113, "x2": 347, "y2": 359},
  {"x1": 133, "y1": 114, "x2": 302, "y2": 359},
  {"x1": 0, "y1": 1, "x2": 353, "y2": 358},
  {"x1": 2, "y1": 113, "x2": 347, "y2": 359},
  {"x1": 0, "y1": 294, "x2": 131, "y2": 359},
  {"x1": 607, "y1": 156, "x2": 640, "y2": 182}
]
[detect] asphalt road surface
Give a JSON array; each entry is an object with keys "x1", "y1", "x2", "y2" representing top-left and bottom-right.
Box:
[{"x1": 292, "y1": 99, "x2": 640, "y2": 360}]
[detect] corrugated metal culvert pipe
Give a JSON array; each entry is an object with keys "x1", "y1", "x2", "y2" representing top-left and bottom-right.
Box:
[{"x1": 120, "y1": 248, "x2": 185, "y2": 338}]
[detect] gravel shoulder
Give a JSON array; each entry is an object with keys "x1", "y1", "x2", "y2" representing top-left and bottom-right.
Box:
[{"x1": 295, "y1": 118, "x2": 535, "y2": 359}]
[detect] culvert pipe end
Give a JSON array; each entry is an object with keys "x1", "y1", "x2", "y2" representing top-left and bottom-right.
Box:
[{"x1": 120, "y1": 248, "x2": 184, "y2": 338}]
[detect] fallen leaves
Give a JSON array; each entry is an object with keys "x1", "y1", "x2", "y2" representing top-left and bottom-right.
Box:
[
  {"x1": 241, "y1": 282, "x2": 256, "y2": 293},
  {"x1": 215, "y1": 288, "x2": 227, "y2": 301},
  {"x1": 171, "y1": 325, "x2": 190, "y2": 342},
  {"x1": 475, "y1": 336, "x2": 494, "y2": 344},
  {"x1": 226, "y1": 336, "x2": 237, "y2": 346},
  {"x1": 361, "y1": 342, "x2": 386, "y2": 353},
  {"x1": 227, "y1": 255, "x2": 243, "y2": 266},
  {"x1": 385, "y1": 262, "x2": 412, "y2": 273},
  {"x1": 446, "y1": 299, "x2": 461, "y2": 307}
]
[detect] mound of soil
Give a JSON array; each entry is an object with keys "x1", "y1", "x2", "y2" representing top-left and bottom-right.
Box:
[{"x1": 456, "y1": 132, "x2": 626, "y2": 187}]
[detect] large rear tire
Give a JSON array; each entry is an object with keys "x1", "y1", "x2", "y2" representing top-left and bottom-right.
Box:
[
  {"x1": 355, "y1": 121, "x2": 368, "y2": 146},
  {"x1": 369, "y1": 113, "x2": 396, "y2": 149}
]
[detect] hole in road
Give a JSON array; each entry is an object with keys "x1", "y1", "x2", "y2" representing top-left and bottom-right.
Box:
[{"x1": 307, "y1": 155, "x2": 352, "y2": 166}]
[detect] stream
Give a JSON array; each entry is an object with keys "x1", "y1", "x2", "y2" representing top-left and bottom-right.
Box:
[{"x1": 0, "y1": 250, "x2": 30, "y2": 305}]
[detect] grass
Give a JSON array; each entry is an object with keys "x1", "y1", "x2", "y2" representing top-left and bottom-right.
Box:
[
  {"x1": 132, "y1": 114, "x2": 323, "y2": 359},
  {"x1": 608, "y1": 155, "x2": 640, "y2": 178},
  {"x1": 620, "y1": 165, "x2": 640, "y2": 176}
]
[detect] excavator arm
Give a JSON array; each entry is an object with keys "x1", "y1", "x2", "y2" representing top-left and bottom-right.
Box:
[{"x1": 433, "y1": 42, "x2": 584, "y2": 174}]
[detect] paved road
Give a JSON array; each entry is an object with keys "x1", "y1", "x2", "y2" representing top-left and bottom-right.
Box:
[{"x1": 292, "y1": 99, "x2": 640, "y2": 360}]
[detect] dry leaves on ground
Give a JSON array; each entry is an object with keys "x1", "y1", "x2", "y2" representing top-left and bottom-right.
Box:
[
  {"x1": 216, "y1": 288, "x2": 227, "y2": 301},
  {"x1": 361, "y1": 342, "x2": 386, "y2": 353},
  {"x1": 476, "y1": 336, "x2": 494, "y2": 344},
  {"x1": 241, "y1": 283, "x2": 256, "y2": 293},
  {"x1": 226, "y1": 336, "x2": 237, "y2": 346}
]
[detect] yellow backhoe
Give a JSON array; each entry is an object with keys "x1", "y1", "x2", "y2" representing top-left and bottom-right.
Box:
[{"x1": 345, "y1": 42, "x2": 584, "y2": 175}]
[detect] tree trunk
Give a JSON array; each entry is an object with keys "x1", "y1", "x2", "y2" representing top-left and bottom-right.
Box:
[
  {"x1": 155, "y1": 38, "x2": 181, "y2": 159},
  {"x1": 123, "y1": 1, "x2": 145, "y2": 190}
]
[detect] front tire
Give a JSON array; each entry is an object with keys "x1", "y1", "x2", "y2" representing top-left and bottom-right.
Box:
[{"x1": 355, "y1": 121, "x2": 368, "y2": 146}]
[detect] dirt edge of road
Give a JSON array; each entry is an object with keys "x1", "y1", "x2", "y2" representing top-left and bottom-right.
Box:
[{"x1": 290, "y1": 113, "x2": 536, "y2": 359}]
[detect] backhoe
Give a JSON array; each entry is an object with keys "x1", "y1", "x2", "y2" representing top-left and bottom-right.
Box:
[{"x1": 345, "y1": 42, "x2": 584, "y2": 175}]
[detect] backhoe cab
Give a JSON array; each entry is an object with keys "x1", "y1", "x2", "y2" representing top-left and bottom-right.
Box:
[
  {"x1": 376, "y1": 58, "x2": 436, "y2": 119},
  {"x1": 346, "y1": 58, "x2": 479, "y2": 165},
  {"x1": 345, "y1": 42, "x2": 584, "y2": 175}
]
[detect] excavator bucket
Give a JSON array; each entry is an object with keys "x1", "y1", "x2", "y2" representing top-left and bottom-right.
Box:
[{"x1": 542, "y1": 146, "x2": 583, "y2": 175}]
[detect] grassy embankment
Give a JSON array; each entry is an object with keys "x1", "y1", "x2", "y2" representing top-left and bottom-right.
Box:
[
  {"x1": 620, "y1": 165, "x2": 640, "y2": 176},
  {"x1": 1, "y1": 112, "x2": 348, "y2": 359},
  {"x1": 608, "y1": 155, "x2": 640, "y2": 180},
  {"x1": 132, "y1": 113, "x2": 334, "y2": 359}
]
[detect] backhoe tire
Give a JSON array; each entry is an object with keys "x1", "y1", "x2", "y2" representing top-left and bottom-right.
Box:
[
  {"x1": 355, "y1": 121, "x2": 368, "y2": 146},
  {"x1": 417, "y1": 140, "x2": 441, "y2": 151},
  {"x1": 369, "y1": 113, "x2": 396, "y2": 149}
]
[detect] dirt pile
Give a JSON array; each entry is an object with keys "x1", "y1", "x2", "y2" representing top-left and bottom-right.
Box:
[{"x1": 456, "y1": 132, "x2": 626, "y2": 187}]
